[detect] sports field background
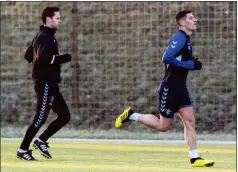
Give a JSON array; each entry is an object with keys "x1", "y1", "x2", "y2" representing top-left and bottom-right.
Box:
[
  {"x1": 1, "y1": 2, "x2": 236, "y2": 171},
  {"x1": 1, "y1": 139, "x2": 236, "y2": 172},
  {"x1": 1, "y1": 1, "x2": 236, "y2": 133}
]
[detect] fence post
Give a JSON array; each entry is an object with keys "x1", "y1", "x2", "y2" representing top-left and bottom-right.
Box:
[{"x1": 71, "y1": 2, "x2": 80, "y2": 108}]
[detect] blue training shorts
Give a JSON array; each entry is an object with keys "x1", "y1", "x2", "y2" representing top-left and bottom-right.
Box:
[{"x1": 158, "y1": 79, "x2": 192, "y2": 118}]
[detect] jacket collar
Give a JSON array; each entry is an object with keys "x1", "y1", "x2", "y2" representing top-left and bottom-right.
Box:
[
  {"x1": 40, "y1": 25, "x2": 56, "y2": 36},
  {"x1": 179, "y1": 30, "x2": 190, "y2": 40}
]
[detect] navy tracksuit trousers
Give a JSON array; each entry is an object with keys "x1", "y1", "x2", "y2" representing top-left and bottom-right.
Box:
[{"x1": 20, "y1": 82, "x2": 71, "y2": 150}]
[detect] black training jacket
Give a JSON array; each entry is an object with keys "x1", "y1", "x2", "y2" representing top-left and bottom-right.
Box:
[{"x1": 24, "y1": 25, "x2": 71, "y2": 84}]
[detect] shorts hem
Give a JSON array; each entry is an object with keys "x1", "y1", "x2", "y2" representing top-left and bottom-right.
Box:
[
  {"x1": 179, "y1": 104, "x2": 193, "y2": 110},
  {"x1": 160, "y1": 113, "x2": 174, "y2": 119}
]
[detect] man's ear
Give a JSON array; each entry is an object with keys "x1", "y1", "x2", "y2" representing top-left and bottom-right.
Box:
[
  {"x1": 46, "y1": 16, "x2": 51, "y2": 24},
  {"x1": 179, "y1": 19, "x2": 185, "y2": 26}
]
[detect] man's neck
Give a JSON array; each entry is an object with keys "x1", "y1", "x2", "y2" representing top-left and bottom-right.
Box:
[
  {"x1": 44, "y1": 24, "x2": 52, "y2": 29},
  {"x1": 179, "y1": 27, "x2": 193, "y2": 36}
]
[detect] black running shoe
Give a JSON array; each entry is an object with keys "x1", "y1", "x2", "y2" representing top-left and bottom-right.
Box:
[
  {"x1": 33, "y1": 139, "x2": 52, "y2": 159},
  {"x1": 17, "y1": 150, "x2": 37, "y2": 161}
]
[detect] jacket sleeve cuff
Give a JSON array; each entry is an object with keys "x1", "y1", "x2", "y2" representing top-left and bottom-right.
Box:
[{"x1": 50, "y1": 55, "x2": 56, "y2": 64}]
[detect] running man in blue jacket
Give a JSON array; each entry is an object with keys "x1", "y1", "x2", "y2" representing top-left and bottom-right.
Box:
[{"x1": 115, "y1": 10, "x2": 214, "y2": 167}]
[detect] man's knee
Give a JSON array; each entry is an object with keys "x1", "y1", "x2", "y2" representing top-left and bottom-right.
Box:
[
  {"x1": 184, "y1": 117, "x2": 195, "y2": 129},
  {"x1": 158, "y1": 115, "x2": 173, "y2": 132},
  {"x1": 178, "y1": 106, "x2": 196, "y2": 129},
  {"x1": 159, "y1": 123, "x2": 172, "y2": 132},
  {"x1": 59, "y1": 112, "x2": 71, "y2": 125},
  {"x1": 64, "y1": 113, "x2": 71, "y2": 124}
]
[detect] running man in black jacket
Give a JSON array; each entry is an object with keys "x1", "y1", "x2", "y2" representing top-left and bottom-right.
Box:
[{"x1": 17, "y1": 6, "x2": 71, "y2": 161}]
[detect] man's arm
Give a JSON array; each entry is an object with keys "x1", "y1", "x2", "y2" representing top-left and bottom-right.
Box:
[
  {"x1": 36, "y1": 36, "x2": 71, "y2": 65},
  {"x1": 24, "y1": 44, "x2": 34, "y2": 63},
  {"x1": 162, "y1": 32, "x2": 194, "y2": 69}
]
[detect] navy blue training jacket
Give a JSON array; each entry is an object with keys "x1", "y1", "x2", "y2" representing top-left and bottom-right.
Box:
[{"x1": 162, "y1": 30, "x2": 195, "y2": 81}]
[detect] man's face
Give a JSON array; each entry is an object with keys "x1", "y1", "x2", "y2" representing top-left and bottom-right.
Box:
[
  {"x1": 183, "y1": 13, "x2": 197, "y2": 31},
  {"x1": 46, "y1": 12, "x2": 61, "y2": 30}
]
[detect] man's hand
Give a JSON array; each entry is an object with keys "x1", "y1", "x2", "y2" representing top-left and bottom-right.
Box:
[{"x1": 193, "y1": 57, "x2": 202, "y2": 70}]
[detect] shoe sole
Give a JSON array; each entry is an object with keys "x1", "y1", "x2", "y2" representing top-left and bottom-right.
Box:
[
  {"x1": 17, "y1": 156, "x2": 38, "y2": 161},
  {"x1": 33, "y1": 143, "x2": 52, "y2": 159},
  {"x1": 205, "y1": 162, "x2": 215, "y2": 167},
  {"x1": 191, "y1": 161, "x2": 215, "y2": 167}
]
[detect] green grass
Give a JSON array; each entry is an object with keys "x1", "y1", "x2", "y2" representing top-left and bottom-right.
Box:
[
  {"x1": 1, "y1": 126, "x2": 236, "y2": 141},
  {"x1": 1, "y1": 140, "x2": 236, "y2": 172}
]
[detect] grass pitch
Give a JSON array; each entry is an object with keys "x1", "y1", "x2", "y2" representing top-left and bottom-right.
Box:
[{"x1": 1, "y1": 140, "x2": 236, "y2": 172}]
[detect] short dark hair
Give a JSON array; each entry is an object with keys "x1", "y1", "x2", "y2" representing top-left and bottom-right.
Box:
[
  {"x1": 41, "y1": 6, "x2": 60, "y2": 24},
  {"x1": 176, "y1": 10, "x2": 192, "y2": 25}
]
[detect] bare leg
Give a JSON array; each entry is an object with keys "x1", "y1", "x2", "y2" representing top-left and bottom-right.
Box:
[
  {"x1": 137, "y1": 113, "x2": 173, "y2": 132},
  {"x1": 178, "y1": 107, "x2": 215, "y2": 166},
  {"x1": 178, "y1": 106, "x2": 196, "y2": 150}
]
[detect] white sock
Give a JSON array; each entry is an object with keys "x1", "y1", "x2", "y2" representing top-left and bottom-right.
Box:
[
  {"x1": 129, "y1": 113, "x2": 139, "y2": 121},
  {"x1": 18, "y1": 148, "x2": 27, "y2": 153},
  {"x1": 189, "y1": 149, "x2": 200, "y2": 158},
  {"x1": 36, "y1": 138, "x2": 44, "y2": 143}
]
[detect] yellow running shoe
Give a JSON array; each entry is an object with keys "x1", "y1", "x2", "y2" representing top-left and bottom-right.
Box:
[
  {"x1": 191, "y1": 157, "x2": 215, "y2": 167},
  {"x1": 115, "y1": 106, "x2": 134, "y2": 128}
]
